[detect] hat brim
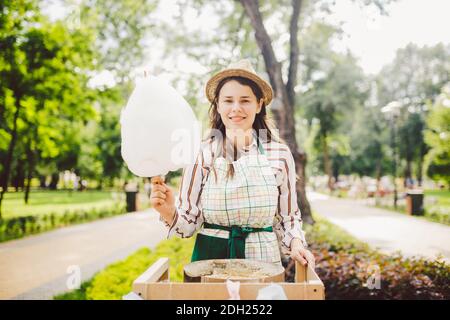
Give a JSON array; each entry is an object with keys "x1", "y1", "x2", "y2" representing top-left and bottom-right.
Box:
[{"x1": 205, "y1": 68, "x2": 273, "y2": 107}]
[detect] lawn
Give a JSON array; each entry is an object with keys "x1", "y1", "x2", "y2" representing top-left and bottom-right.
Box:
[
  {"x1": 320, "y1": 188, "x2": 450, "y2": 226},
  {"x1": 54, "y1": 212, "x2": 449, "y2": 300},
  {"x1": 425, "y1": 189, "x2": 450, "y2": 206},
  {"x1": 1, "y1": 190, "x2": 123, "y2": 218},
  {"x1": 1, "y1": 190, "x2": 153, "y2": 218}
]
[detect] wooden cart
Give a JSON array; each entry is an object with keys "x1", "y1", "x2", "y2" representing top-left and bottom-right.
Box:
[{"x1": 132, "y1": 258, "x2": 325, "y2": 300}]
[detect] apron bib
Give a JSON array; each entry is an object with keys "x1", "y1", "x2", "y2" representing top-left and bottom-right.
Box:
[{"x1": 191, "y1": 137, "x2": 281, "y2": 264}]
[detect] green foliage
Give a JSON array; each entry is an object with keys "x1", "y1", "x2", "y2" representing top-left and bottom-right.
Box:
[
  {"x1": 346, "y1": 107, "x2": 391, "y2": 177},
  {"x1": 0, "y1": 0, "x2": 98, "y2": 215},
  {"x1": 0, "y1": 202, "x2": 126, "y2": 242},
  {"x1": 70, "y1": 0, "x2": 160, "y2": 83},
  {"x1": 85, "y1": 248, "x2": 157, "y2": 300},
  {"x1": 298, "y1": 21, "x2": 368, "y2": 178},
  {"x1": 374, "y1": 189, "x2": 450, "y2": 226},
  {"x1": 1, "y1": 190, "x2": 121, "y2": 218},
  {"x1": 55, "y1": 212, "x2": 449, "y2": 300},
  {"x1": 424, "y1": 206, "x2": 450, "y2": 226},
  {"x1": 54, "y1": 236, "x2": 196, "y2": 300},
  {"x1": 315, "y1": 248, "x2": 449, "y2": 299},
  {"x1": 375, "y1": 43, "x2": 450, "y2": 183},
  {"x1": 424, "y1": 85, "x2": 450, "y2": 186},
  {"x1": 306, "y1": 214, "x2": 450, "y2": 299},
  {"x1": 1, "y1": 0, "x2": 160, "y2": 212}
]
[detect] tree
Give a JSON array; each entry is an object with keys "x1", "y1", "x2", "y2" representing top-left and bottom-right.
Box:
[
  {"x1": 298, "y1": 21, "x2": 367, "y2": 190},
  {"x1": 424, "y1": 85, "x2": 450, "y2": 187},
  {"x1": 376, "y1": 43, "x2": 450, "y2": 186},
  {"x1": 236, "y1": 0, "x2": 315, "y2": 223},
  {"x1": 347, "y1": 106, "x2": 390, "y2": 179},
  {"x1": 0, "y1": 1, "x2": 97, "y2": 215},
  {"x1": 64, "y1": 0, "x2": 160, "y2": 185},
  {"x1": 143, "y1": 0, "x2": 394, "y2": 224},
  {"x1": 0, "y1": 0, "x2": 161, "y2": 215}
]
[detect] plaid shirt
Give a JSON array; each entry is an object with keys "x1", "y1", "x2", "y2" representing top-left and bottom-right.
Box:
[{"x1": 160, "y1": 135, "x2": 308, "y2": 262}]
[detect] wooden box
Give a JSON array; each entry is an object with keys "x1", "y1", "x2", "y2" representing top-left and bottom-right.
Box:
[{"x1": 132, "y1": 257, "x2": 325, "y2": 300}]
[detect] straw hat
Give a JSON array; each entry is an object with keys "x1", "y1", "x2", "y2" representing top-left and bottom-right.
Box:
[{"x1": 205, "y1": 59, "x2": 273, "y2": 106}]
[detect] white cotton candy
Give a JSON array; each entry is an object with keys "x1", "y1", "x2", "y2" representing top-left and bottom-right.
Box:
[
  {"x1": 226, "y1": 280, "x2": 241, "y2": 300},
  {"x1": 256, "y1": 284, "x2": 288, "y2": 300},
  {"x1": 120, "y1": 75, "x2": 201, "y2": 177}
]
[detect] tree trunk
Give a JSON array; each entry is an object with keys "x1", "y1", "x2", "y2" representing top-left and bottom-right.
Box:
[
  {"x1": 375, "y1": 152, "x2": 382, "y2": 205},
  {"x1": 39, "y1": 175, "x2": 47, "y2": 188},
  {"x1": 24, "y1": 140, "x2": 35, "y2": 204},
  {"x1": 97, "y1": 178, "x2": 103, "y2": 190},
  {"x1": 321, "y1": 132, "x2": 334, "y2": 191},
  {"x1": 0, "y1": 93, "x2": 22, "y2": 217},
  {"x1": 403, "y1": 133, "x2": 413, "y2": 187},
  {"x1": 404, "y1": 160, "x2": 412, "y2": 188},
  {"x1": 48, "y1": 172, "x2": 59, "y2": 190},
  {"x1": 13, "y1": 159, "x2": 23, "y2": 192},
  {"x1": 295, "y1": 150, "x2": 313, "y2": 224},
  {"x1": 240, "y1": 0, "x2": 314, "y2": 224},
  {"x1": 417, "y1": 141, "x2": 426, "y2": 187}
]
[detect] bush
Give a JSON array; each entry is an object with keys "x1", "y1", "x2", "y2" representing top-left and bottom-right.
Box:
[
  {"x1": 55, "y1": 213, "x2": 450, "y2": 300},
  {"x1": 54, "y1": 236, "x2": 196, "y2": 300},
  {"x1": 303, "y1": 214, "x2": 450, "y2": 299},
  {"x1": 0, "y1": 202, "x2": 127, "y2": 243},
  {"x1": 425, "y1": 206, "x2": 450, "y2": 225}
]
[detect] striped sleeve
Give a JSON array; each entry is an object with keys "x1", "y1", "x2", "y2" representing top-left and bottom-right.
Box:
[
  {"x1": 161, "y1": 149, "x2": 205, "y2": 239},
  {"x1": 273, "y1": 146, "x2": 308, "y2": 252}
]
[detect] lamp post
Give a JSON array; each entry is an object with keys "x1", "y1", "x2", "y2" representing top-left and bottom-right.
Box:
[{"x1": 381, "y1": 101, "x2": 402, "y2": 209}]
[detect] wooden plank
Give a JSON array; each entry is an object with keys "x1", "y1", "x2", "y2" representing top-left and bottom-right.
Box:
[
  {"x1": 132, "y1": 257, "x2": 325, "y2": 300},
  {"x1": 202, "y1": 272, "x2": 284, "y2": 283},
  {"x1": 295, "y1": 261, "x2": 307, "y2": 283},
  {"x1": 145, "y1": 282, "x2": 325, "y2": 300},
  {"x1": 132, "y1": 257, "x2": 169, "y2": 299},
  {"x1": 295, "y1": 261, "x2": 324, "y2": 287}
]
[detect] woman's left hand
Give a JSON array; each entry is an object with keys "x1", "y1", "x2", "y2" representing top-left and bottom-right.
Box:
[{"x1": 290, "y1": 238, "x2": 316, "y2": 270}]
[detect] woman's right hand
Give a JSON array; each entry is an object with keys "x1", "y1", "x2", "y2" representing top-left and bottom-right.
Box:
[{"x1": 150, "y1": 181, "x2": 176, "y2": 223}]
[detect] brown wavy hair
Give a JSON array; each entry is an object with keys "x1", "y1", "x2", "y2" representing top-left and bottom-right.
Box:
[{"x1": 205, "y1": 76, "x2": 282, "y2": 182}]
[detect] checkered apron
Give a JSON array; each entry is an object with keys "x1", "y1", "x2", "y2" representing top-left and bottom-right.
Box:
[{"x1": 193, "y1": 138, "x2": 281, "y2": 264}]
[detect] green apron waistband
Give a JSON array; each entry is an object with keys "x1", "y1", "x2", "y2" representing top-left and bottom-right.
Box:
[{"x1": 203, "y1": 222, "x2": 273, "y2": 259}]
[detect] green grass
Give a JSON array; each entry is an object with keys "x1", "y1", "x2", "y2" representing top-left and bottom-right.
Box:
[
  {"x1": 54, "y1": 237, "x2": 196, "y2": 300},
  {"x1": 372, "y1": 190, "x2": 450, "y2": 226},
  {"x1": 53, "y1": 211, "x2": 450, "y2": 300},
  {"x1": 373, "y1": 204, "x2": 450, "y2": 226},
  {"x1": 321, "y1": 187, "x2": 450, "y2": 226},
  {"x1": 54, "y1": 212, "x2": 364, "y2": 300},
  {"x1": 425, "y1": 189, "x2": 450, "y2": 206},
  {"x1": 1, "y1": 190, "x2": 153, "y2": 219},
  {"x1": 305, "y1": 212, "x2": 370, "y2": 250}
]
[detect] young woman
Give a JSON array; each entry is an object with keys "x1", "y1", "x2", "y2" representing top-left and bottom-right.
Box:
[{"x1": 151, "y1": 59, "x2": 315, "y2": 268}]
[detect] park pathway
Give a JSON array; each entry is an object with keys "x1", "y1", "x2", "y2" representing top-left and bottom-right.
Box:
[
  {"x1": 0, "y1": 209, "x2": 167, "y2": 300},
  {"x1": 2, "y1": 194, "x2": 449, "y2": 299},
  {"x1": 307, "y1": 191, "x2": 450, "y2": 263}
]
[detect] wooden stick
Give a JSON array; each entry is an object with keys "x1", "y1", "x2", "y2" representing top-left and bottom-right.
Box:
[
  {"x1": 295, "y1": 260, "x2": 308, "y2": 283},
  {"x1": 150, "y1": 176, "x2": 164, "y2": 185},
  {"x1": 150, "y1": 176, "x2": 165, "y2": 205},
  {"x1": 133, "y1": 258, "x2": 170, "y2": 299}
]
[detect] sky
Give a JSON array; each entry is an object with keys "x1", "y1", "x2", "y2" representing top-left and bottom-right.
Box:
[
  {"x1": 43, "y1": 0, "x2": 450, "y2": 85},
  {"x1": 330, "y1": 0, "x2": 450, "y2": 75}
]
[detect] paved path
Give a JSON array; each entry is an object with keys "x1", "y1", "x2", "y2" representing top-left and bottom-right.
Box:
[
  {"x1": 308, "y1": 191, "x2": 450, "y2": 263},
  {"x1": 0, "y1": 209, "x2": 167, "y2": 300},
  {"x1": 2, "y1": 194, "x2": 449, "y2": 299}
]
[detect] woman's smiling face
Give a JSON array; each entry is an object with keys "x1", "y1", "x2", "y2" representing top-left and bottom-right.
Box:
[{"x1": 217, "y1": 80, "x2": 263, "y2": 131}]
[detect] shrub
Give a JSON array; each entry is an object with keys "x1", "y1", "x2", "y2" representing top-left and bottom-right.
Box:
[
  {"x1": 54, "y1": 237, "x2": 196, "y2": 300},
  {"x1": 301, "y1": 214, "x2": 450, "y2": 299},
  {"x1": 55, "y1": 213, "x2": 450, "y2": 300},
  {"x1": 0, "y1": 202, "x2": 127, "y2": 243},
  {"x1": 425, "y1": 206, "x2": 450, "y2": 225}
]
